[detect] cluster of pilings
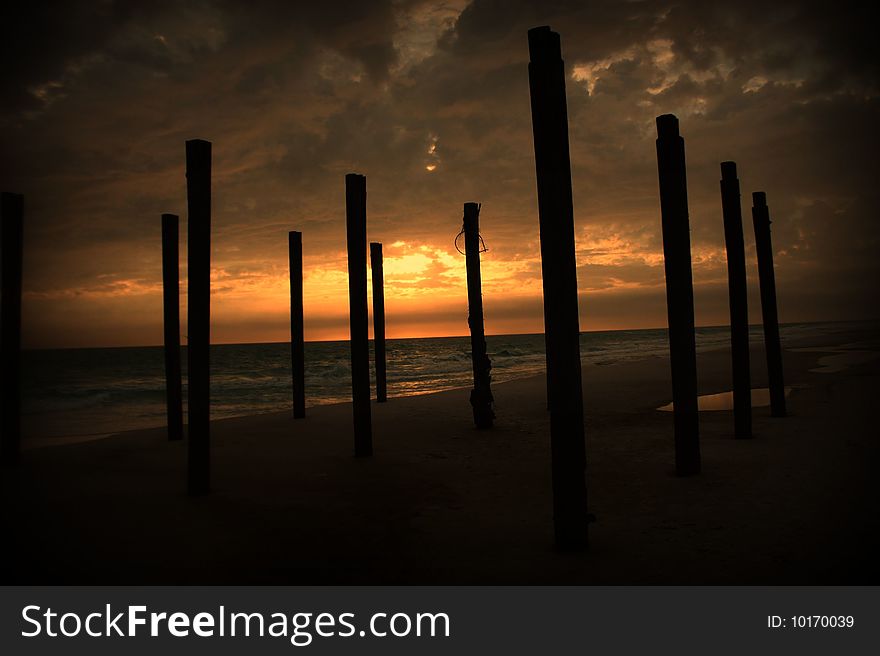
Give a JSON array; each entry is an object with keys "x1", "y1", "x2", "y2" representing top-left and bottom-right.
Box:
[
  {"x1": 156, "y1": 156, "x2": 391, "y2": 494},
  {"x1": 654, "y1": 115, "x2": 788, "y2": 479},
  {"x1": 0, "y1": 25, "x2": 789, "y2": 552}
]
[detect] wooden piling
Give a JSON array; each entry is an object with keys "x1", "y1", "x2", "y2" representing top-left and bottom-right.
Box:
[
  {"x1": 185, "y1": 139, "x2": 211, "y2": 495},
  {"x1": 463, "y1": 203, "x2": 494, "y2": 429},
  {"x1": 720, "y1": 162, "x2": 752, "y2": 438},
  {"x1": 1, "y1": 192, "x2": 24, "y2": 467},
  {"x1": 161, "y1": 213, "x2": 183, "y2": 441},
  {"x1": 655, "y1": 114, "x2": 701, "y2": 475},
  {"x1": 752, "y1": 192, "x2": 787, "y2": 417},
  {"x1": 345, "y1": 173, "x2": 372, "y2": 456},
  {"x1": 527, "y1": 26, "x2": 589, "y2": 549},
  {"x1": 370, "y1": 242, "x2": 387, "y2": 403},
  {"x1": 289, "y1": 231, "x2": 306, "y2": 419}
]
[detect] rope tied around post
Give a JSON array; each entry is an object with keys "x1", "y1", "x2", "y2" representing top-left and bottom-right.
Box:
[
  {"x1": 461, "y1": 202, "x2": 495, "y2": 429},
  {"x1": 455, "y1": 203, "x2": 488, "y2": 255}
]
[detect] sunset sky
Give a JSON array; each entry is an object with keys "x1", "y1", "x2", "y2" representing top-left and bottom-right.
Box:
[{"x1": 3, "y1": 0, "x2": 878, "y2": 348}]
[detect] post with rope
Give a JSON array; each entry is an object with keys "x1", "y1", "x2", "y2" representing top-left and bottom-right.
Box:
[
  {"x1": 370, "y1": 242, "x2": 387, "y2": 403},
  {"x1": 460, "y1": 202, "x2": 494, "y2": 428},
  {"x1": 527, "y1": 26, "x2": 589, "y2": 549}
]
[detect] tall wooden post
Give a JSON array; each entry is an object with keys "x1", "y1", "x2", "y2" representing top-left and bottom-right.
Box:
[
  {"x1": 463, "y1": 203, "x2": 494, "y2": 429},
  {"x1": 346, "y1": 173, "x2": 372, "y2": 456},
  {"x1": 527, "y1": 26, "x2": 589, "y2": 549},
  {"x1": 720, "y1": 162, "x2": 752, "y2": 438},
  {"x1": 161, "y1": 213, "x2": 183, "y2": 441},
  {"x1": 186, "y1": 139, "x2": 211, "y2": 495},
  {"x1": 655, "y1": 114, "x2": 700, "y2": 475},
  {"x1": 370, "y1": 242, "x2": 387, "y2": 403},
  {"x1": 752, "y1": 192, "x2": 786, "y2": 417},
  {"x1": 1, "y1": 192, "x2": 24, "y2": 467},
  {"x1": 289, "y1": 231, "x2": 306, "y2": 419}
]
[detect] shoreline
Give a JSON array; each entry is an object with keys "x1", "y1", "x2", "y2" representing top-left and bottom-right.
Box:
[
  {"x1": 5, "y1": 325, "x2": 879, "y2": 584},
  {"x1": 22, "y1": 322, "x2": 877, "y2": 448}
]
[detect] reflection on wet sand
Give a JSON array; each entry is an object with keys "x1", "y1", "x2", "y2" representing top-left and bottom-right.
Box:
[{"x1": 658, "y1": 387, "x2": 793, "y2": 412}]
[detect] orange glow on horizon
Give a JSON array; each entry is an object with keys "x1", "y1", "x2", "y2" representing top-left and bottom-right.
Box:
[{"x1": 21, "y1": 226, "x2": 733, "y2": 348}]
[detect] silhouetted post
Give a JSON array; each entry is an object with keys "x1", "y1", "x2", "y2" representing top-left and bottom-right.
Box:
[
  {"x1": 720, "y1": 162, "x2": 752, "y2": 438},
  {"x1": 346, "y1": 174, "x2": 372, "y2": 456},
  {"x1": 752, "y1": 192, "x2": 786, "y2": 417},
  {"x1": 655, "y1": 114, "x2": 700, "y2": 475},
  {"x1": 527, "y1": 26, "x2": 589, "y2": 549},
  {"x1": 186, "y1": 139, "x2": 211, "y2": 495},
  {"x1": 1, "y1": 193, "x2": 23, "y2": 467},
  {"x1": 161, "y1": 213, "x2": 183, "y2": 442},
  {"x1": 370, "y1": 242, "x2": 387, "y2": 403},
  {"x1": 463, "y1": 203, "x2": 495, "y2": 429},
  {"x1": 289, "y1": 231, "x2": 306, "y2": 419}
]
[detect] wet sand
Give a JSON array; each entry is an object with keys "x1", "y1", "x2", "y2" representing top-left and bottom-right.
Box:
[
  {"x1": 3, "y1": 326, "x2": 879, "y2": 584},
  {"x1": 657, "y1": 386, "x2": 793, "y2": 411}
]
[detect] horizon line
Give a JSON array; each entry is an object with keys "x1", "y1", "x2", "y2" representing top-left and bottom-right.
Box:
[{"x1": 22, "y1": 318, "x2": 873, "y2": 352}]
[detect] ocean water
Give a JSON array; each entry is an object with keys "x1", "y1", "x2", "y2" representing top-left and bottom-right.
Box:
[{"x1": 21, "y1": 322, "x2": 856, "y2": 440}]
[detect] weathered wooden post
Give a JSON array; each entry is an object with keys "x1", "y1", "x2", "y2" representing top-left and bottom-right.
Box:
[
  {"x1": 1, "y1": 192, "x2": 24, "y2": 467},
  {"x1": 369, "y1": 242, "x2": 387, "y2": 403},
  {"x1": 655, "y1": 114, "x2": 701, "y2": 475},
  {"x1": 345, "y1": 173, "x2": 372, "y2": 456},
  {"x1": 527, "y1": 26, "x2": 589, "y2": 549},
  {"x1": 752, "y1": 191, "x2": 786, "y2": 417},
  {"x1": 289, "y1": 231, "x2": 306, "y2": 419},
  {"x1": 462, "y1": 202, "x2": 494, "y2": 429},
  {"x1": 186, "y1": 139, "x2": 211, "y2": 494},
  {"x1": 720, "y1": 162, "x2": 752, "y2": 438},
  {"x1": 161, "y1": 213, "x2": 183, "y2": 442}
]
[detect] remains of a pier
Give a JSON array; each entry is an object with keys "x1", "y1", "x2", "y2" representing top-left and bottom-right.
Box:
[
  {"x1": 289, "y1": 231, "x2": 306, "y2": 419},
  {"x1": 346, "y1": 173, "x2": 373, "y2": 456},
  {"x1": 186, "y1": 139, "x2": 212, "y2": 494},
  {"x1": 655, "y1": 115, "x2": 700, "y2": 475},
  {"x1": 720, "y1": 162, "x2": 752, "y2": 438},
  {"x1": 752, "y1": 192, "x2": 786, "y2": 417},
  {"x1": 161, "y1": 213, "x2": 183, "y2": 441},
  {"x1": 462, "y1": 202, "x2": 494, "y2": 429},
  {"x1": 370, "y1": 242, "x2": 387, "y2": 403},
  {"x1": 527, "y1": 26, "x2": 589, "y2": 549}
]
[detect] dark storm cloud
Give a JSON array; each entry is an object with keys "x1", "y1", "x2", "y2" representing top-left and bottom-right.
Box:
[
  {"x1": 1, "y1": 1, "x2": 401, "y2": 96},
  {"x1": 3, "y1": 0, "x2": 879, "y2": 347}
]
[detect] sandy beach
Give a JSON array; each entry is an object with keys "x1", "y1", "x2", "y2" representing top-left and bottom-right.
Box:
[{"x1": 3, "y1": 325, "x2": 879, "y2": 584}]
